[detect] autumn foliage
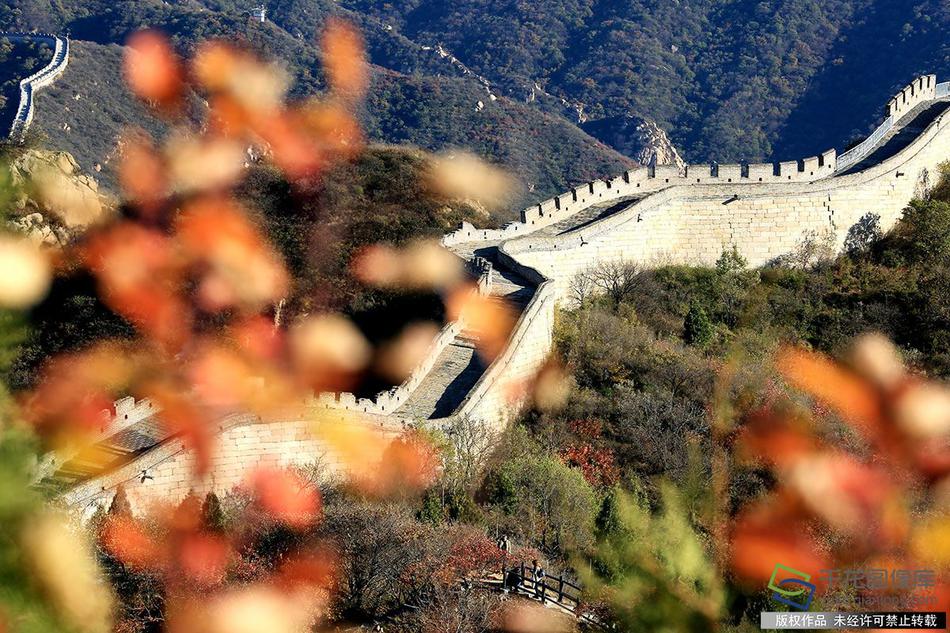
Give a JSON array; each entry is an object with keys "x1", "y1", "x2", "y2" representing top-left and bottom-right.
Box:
[
  {"x1": 0, "y1": 22, "x2": 514, "y2": 633},
  {"x1": 728, "y1": 335, "x2": 950, "y2": 611}
]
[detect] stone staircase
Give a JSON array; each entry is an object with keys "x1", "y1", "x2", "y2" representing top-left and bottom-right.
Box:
[
  {"x1": 394, "y1": 335, "x2": 485, "y2": 420},
  {"x1": 393, "y1": 248, "x2": 535, "y2": 420},
  {"x1": 839, "y1": 96, "x2": 950, "y2": 175}
]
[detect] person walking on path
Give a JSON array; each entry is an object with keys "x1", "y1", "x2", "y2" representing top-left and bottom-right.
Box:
[{"x1": 534, "y1": 564, "x2": 546, "y2": 600}]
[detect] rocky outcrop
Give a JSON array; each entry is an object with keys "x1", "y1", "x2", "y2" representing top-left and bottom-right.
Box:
[
  {"x1": 7, "y1": 149, "x2": 113, "y2": 245},
  {"x1": 9, "y1": 212, "x2": 71, "y2": 247},
  {"x1": 581, "y1": 115, "x2": 685, "y2": 167}
]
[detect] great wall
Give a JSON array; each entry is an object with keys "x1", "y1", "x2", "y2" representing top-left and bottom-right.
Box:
[
  {"x1": 2, "y1": 32, "x2": 70, "y2": 141},
  {"x1": 28, "y1": 72, "x2": 950, "y2": 516}
]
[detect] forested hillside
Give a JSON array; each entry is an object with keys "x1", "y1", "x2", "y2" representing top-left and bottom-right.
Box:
[
  {"x1": 338, "y1": 0, "x2": 950, "y2": 160},
  {"x1": 3, "y1": 0, "x2": 949, "y2": 200},
  {"x1": 1, "y1": 0, "x2": 635, "y2": 212}
]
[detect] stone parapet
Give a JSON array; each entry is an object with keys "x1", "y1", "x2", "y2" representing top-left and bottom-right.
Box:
[
  {"x1": 6, "y1": 33, "x2": 70, "y2": 140},
  {"x1": 55, "y1": 73, "x2": 950, "y2": 515}
]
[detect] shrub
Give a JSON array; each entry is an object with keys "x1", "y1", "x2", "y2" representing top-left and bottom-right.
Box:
[
  {"x1": 683, "y1": 303, "x2": 713, "y2": 346},
  {"x1": 201, "y1": 492, "x2": 226, "y2": 533},
  {"x1": 485, "y1": 452, "x2": 599, "y2": 555}
]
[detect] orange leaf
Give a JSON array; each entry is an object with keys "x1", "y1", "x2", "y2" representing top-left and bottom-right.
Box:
[
  {"x1": 776, "y1": 346, "x2": 885, "y2": 441},
  {"x1": 275, "y1": 551, "x2": 336, "y2": 590},
  {"x1": 141, "y1": 383, "x2": 213, "y2": 475},
  {"x1": 177, "y1": 533, "x2": 229, "y2": 586},
  {"x1": 83, "y1": 223, "x2": 189, "y2": 348},
  {"x1": 371, "y1": 432, "x2": 440, "y2": 496},
  {"x1": 22, "y1": 343, "x2": 135, "y2": 441},
  {"x1": 119, "y1": 132, "x2": 167, "y2": 211},
  {"x1": 250, "y1": 468, "x2": 321, "y2": 529},
  {"x1": 320, "y1": 19, "x2": 368, "y2": 98},
  {"x1": 730, "y1": 504, "x2": 831, "y2": 588},
  {"x1": 101, "y1": 516, "x2": 164, "y2": 570},
  {"x1": 254, "y1": 112, "x2": 324, "y2": 180},
  {"x1": 125, "y1": 30, "x2": 183, "y2": 109},
  {"x1": 446, "y1": 286, "x2": 517, "y2": 362},
  {"x1": 176, "y1": 197, "x2": 288, "y2": 311}
]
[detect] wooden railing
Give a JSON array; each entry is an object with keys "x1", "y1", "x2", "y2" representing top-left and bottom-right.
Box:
[
  {"x1": 498, "y1": 562, "x2": 583, "y2": 611},
  {"x1": 475, "y1": 562, "x2": 604, "y2": 627}
]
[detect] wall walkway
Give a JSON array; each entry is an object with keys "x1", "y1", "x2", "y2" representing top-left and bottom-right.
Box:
[
  {"x1": 49, "y1": 75, "x2": 950, "y2": 516},
  {"x1": 2, "y1": 32, "x2": 70, "y2": 141}
]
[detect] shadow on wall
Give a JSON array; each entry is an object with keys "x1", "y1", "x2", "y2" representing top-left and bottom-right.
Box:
[{"x1": 772, "y1": 0, "x2": 950, "y2": 158}]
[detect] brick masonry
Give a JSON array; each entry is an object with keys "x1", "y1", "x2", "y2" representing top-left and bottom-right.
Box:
[
  {"x1": 59, "y1": 76, "x2": 950, "y2": 516},
  {"x1": 63, "y1": 412, "x2": 402, "y2": 517}
]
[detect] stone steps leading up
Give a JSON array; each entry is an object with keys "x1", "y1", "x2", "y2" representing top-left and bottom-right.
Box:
[
  {"x1": 840, "y1": 97, "x2": 950, "y2": 175},
  {"x1": 394, "y1": 246, "x2": 536, "y2": 420},
  {"x1": 393, "y1": 338, "x2": 487, "y2": 420}
]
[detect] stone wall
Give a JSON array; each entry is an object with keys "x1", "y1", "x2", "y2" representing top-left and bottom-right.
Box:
[
  {"x1": 443, "y1": 75, "x2": 942, "y2": 252},
  {"x1": 62, "y1": 412, "x2": 402, "y2": 517},
  {"x1": 501, "y1": 90, "x2": 949, "y2": 300},
  {"x1": 33, "y1": 396, "x2": 160, "y2": 484},
  {"x1": 448, "y1": 277, "x2": 557, "y2": 431},
  {"x1": 888, "y1": 75, "x2": 937, "y2": 120},
  {"x1": 310, "y1": 320, "x2": 464, "y2": 417},
  {"x1": 6, "y1": 34, "x2": 70, "y2": 140},
  {"x1": 54, "y1": 74, "x2": 950, "y2": 515},
  {"x1": 309, "y1": 257, "x2": 494, "y2": 419},
  {"x1": 838, "y1": 76, "x2": 942, "y2": 173},
  {"x1": 446, "y1": 75, "x2": 949, "y2": 431},
  {"x1": 442, "y1": 154, "x2": 837, "y2": 248}
]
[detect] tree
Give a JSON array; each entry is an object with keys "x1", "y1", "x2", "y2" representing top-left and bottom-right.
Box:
[
  {"x1": 442, "y1": 416, "x2": 499, "y2": 496},
  {"x1": 715, "y1": 245, "x2": 747, "y2": 275},
  {"x1": 844, "y1": 212, "x2": 882, "y2": 255},
  {"x1": 892, "y1": 199, "x2": 950, "y2": 264},
  {"x1": 596, "y1": 486, "x2": 624, "y2": 537},
  {"x1": 927, "y1": 160, "x2": 950, "y2": 202},
  {"x1": 585, "y1": 485, "x2": 723, "y2": 631},
  {"x1": 569, "y1": 267, "x2": 596, "y2": 306},
  {"x1": 320, "y1": 502, "x2": 430, "y2": 619},
  {"x1": 683, "y1": 303, "x2": 713, "y2": 346},
  {"x1": 418, "y1": 489, "x2": 445, "y2": 525},
  {"x1": 201, "y1": 492, "x2": 226, "y2": 533},
  {"x1": 486, "y1": 452, "x2": 599, "y2": 554},
  {"x1": 109, "y1": 484, "x2": 133, "y2": 517},
  {"x1": 779, "y1": 228, "x2": 837, "y2": 269},
  {"x1": 575, "y1": 260, "x2": 642, "y2": 305}
]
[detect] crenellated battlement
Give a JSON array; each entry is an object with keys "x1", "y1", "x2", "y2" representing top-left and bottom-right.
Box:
[
  {"x1": 108, "y1": 396, "x2": 159, "y2": 432},
  {"x1": 888, "y1": 75, "x2": 937, "y2": 120},
  {"x1": 445, "y1": 75, "x2": 949, "y2": 249},
  {"x1": 442, "y1": 150, "x2": 839, "y2": 248},
  {"x1": 53, "y1": 73, "x2": 950, "y2": 516},
  {"x1": 306, "y1": 254, "x2": 495, "y2": 419},
  {"x1": 307, "y1": 319, "x2": 464, "y2": 417}
]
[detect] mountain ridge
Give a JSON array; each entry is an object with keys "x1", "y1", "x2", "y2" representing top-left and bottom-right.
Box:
[{"x1": 4, "y1": 0, "x2": 948, "y2": 206}]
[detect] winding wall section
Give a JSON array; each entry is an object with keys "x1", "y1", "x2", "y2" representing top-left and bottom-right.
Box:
[
  {"x1": 50, "y1": 75, "x2": 950, "y2": 516},
  {"x1": 3, "y1": 32, "x2": 70, "y2": 141}
]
